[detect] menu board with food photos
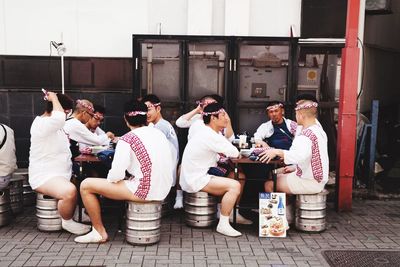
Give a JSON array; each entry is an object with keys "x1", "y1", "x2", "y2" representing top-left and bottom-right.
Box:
[{"x1": 259, "y1": 192, "x2": 286, "y2": 238}]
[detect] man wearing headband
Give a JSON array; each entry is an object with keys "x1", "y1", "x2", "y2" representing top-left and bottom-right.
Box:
[
  {"x1": 180, "y1": 102, "x2": 244, "y2": 237},
  {"x1": 29, "y1": 91, "x2": 91, "y2": 235},
  {"x1": 176, "y1": 94, "x2": 234, "y2": 141},
  {"x1": 294, "y1": 94, "x2": 322, "y2": 136},
  {"x1": 64, "y1": 100, "x2": 115, "y2": 160},
  {"x1": 142, "y1": 94, "x2": 182, "y2": 209},
  {"x1": 78, "y1": 104, "x2": 110, "y2": 152},
  {"x1": 74, "y1": 100, "x2": 173, "y2": 243},
  {"x1": 254, "y1": 101, "x2": 297, "y2": 150},
  {"x1": 259, "y1": 99, "x2": 329, "y2": 196}
]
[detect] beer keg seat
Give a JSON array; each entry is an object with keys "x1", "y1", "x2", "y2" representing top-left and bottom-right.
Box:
[
  {"x1": 295, "y1": 189, "x2": 328, "y2": 233},
  {"x1": 184, "y1": 192, "x2": 217, "y2": 228},
  {"x1": 125, "y1": 201, "x2": 162, "y2": 245}
]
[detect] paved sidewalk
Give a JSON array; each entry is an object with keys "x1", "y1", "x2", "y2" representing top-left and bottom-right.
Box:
[{"x1": 1, "y1": 199, "x2": 400, "y2": 267}]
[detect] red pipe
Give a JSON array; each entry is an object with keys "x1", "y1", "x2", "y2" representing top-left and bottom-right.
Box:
[{"x1": 336, "y1": 0, "x2": 361, "y2": 211}]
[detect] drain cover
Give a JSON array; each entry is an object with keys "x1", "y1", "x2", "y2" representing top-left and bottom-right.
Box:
[{"x1": 323, "y1": 250, "x2": 400, "y2": 267}]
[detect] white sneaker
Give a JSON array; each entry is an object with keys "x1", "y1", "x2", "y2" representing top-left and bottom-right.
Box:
[
  {"x1": 216, "y1": 222, "x2": 242, "y2": 237},
  {"x1": 62, "y1": 219, "x2": 91, "y2": 235},
  {"x1": 229, "y1": 211, "x2": 253, "y2": 225},
  {"x1": 74, "y1": 227, "x2": 107, "y2": 244},
  {"x1": 173, "y1": 196, "x2": 183, "y2": 209},
  {"x1": 73, "y1": 208, "x2": 91, "y2": 223}
]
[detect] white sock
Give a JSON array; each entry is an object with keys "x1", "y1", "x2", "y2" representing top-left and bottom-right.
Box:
[
  {"x1": 176, "y1": 190, "x2": 183, "y2": 198},
  {"x1": 174, "y1": 190, "x2": 183, "y2": 209},
  {"x1": 216, "y1": 215, "x2": 242, "y2": 237}
]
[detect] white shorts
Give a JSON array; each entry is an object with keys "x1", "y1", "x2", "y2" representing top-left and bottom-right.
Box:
[{"x1": 284, "y1": 172, "x2": 326, "y2": 195}]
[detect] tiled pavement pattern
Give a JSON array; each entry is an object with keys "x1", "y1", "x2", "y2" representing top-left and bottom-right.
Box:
[{"x1": 1, "y1": 200, "x2": 400, "y2": 267}]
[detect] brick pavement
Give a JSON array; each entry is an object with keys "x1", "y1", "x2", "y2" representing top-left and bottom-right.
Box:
[{"x1": 1, "y1": 199, "x2": 400, "y2": 267}]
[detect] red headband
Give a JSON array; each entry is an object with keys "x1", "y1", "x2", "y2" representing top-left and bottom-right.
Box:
[
  {"x1": 266, "y1": 103, "x2": 283, "y2": 111},
  {"x1": 125, "y1": 111, "x2": 147, "y2": 117},
  {"x1": 147, "y1": 102, "x2": 161, "y2": 108},
  {"x1": 295, "y1": 102, "x2": 318, "y2": 111},
  {"x1": 76, "y1": 100, "x2": 94, "y2": 113},
  {"x1": 201, "y1": 108, "x2": 225, "y2": 116}
]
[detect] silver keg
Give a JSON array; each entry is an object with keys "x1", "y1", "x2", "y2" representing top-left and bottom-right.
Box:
[
  {"x1": 9, "y1": 175, "x2": 24, "y2": 214},
  {"x1": 13, "y1": 169, "x2": 35, "y2": 206},
  {"x1": 126, "y1": 201, "x2": 162, "y2": 245},
  {"x1": 36, "y1": 193, "x2": 62, "y2": 232},
  {"x1": 295, "y1": 189, "x2": 328, "y2": 233},
  {"x1": 184, "y1": 192, "x2": 217, "y2": 228},
  {"x1": 0, "y1": 188, "x2": 12, "y2": 227}
]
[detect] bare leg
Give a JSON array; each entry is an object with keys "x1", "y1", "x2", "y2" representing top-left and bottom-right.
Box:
[
  {"x1": 264, "y1": 173, "x2": 291, "y2": 193},
  {"x1": 227, "y1": 170, "x2": 245, "y2": 202},
  {"x1": 80, "y1": 178, "x2": 143, "y2": 239},
  {"x1": 202, "y1": 176, "x2": 240, "y2": 216},
  {"x1": 35, "y1": 177, "x2": 77, "y2": 220},
  {"x1": 202, "y1": 176, "x2": 242, "y2": 237}
]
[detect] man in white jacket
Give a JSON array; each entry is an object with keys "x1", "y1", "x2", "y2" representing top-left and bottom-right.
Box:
[
  {"x1": 74, "y1": 100, "x2": 173, "y2": 243},
  {"x1": 259, "y1": 100, "x2": 329, "y2": 195},
  {"x1": 29, "y1": 91, "x2": 90, "y2": 235},
  {"x1": 180, "y1": 102, "x2": 243, "y2": 237},
  {"x1": 64, "y1": 100, "x2": 114, "y2": 160},
  {"x1": 253, "y1": 101, "x2": 297, "y2": 150}
]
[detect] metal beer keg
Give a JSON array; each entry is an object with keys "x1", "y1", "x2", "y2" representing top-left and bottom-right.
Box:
[
  {"x1": 36, "y1": 193, "x2": 62, "y2": 232},
  {"x1": 184, "y1": 192, "x2": 217, "y2": 228},
  {"x1": 126, "y1": 201, "x2": 162, "y2": 245},
  {"x1": 0, "y1": 188, "x2": 12, "y2": 227},
  {"x1": 13, "y1": 169, "x2": 35, "y2": 206},
  {"x1": 295, "y1": 189, "x2": 328, "y2": 233},
  {"x1": 9, "y1": 175, "x2": 24, "y2": 214}
]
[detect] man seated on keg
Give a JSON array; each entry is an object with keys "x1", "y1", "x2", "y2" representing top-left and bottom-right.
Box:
[
  {"x1": 176, "y1": 94, "x2": 234, "y2": 141},
  {"x1": 141, "y1": 94, "x2": 180, "y2": 209},
  {"x1": 254, "y1": 101, "x2": 297, "y2": 150},
  {"x1": 0, "y1": 123, "x2": 17, "y2": 190},
  {"x1": 78, "y1": 104, "x2": 111, "y2": 178},
  {"x1": 258, "y1": 99, "x2": 329, "y2": 196},
  {"x1": 28, "y1": 90, "x2": 91, "y2": 235},
  {"x1": 180, "y1": 102, "x2": 244, "y2": 237},
  {"x1": 79, "y1": 104, "x2": 109, "y2": 149},
  {"x1": 74, "y1": 99, "x2": 173, "y2": 243},
  {"x1": 63, "y1": 99, "x2": 115, "y2": 162},
  {"x1": 293, "y1": 93, "x2": 322, "y2": 136}
]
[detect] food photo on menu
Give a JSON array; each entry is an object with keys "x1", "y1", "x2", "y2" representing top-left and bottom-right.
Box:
[{"x1": 259, "y1": 192, "x2": 287, "y2": 238}]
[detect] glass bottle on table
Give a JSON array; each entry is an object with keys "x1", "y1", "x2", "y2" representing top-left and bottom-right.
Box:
[{"x1": 277, "y1": 196, "x2": 285, "y2": 215}]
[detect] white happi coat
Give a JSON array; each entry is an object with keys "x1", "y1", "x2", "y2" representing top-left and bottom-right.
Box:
[
  {"x1": 176, "y1": 114, "x2": 234, "y2": 141},
  {"x1": 283, "y1": 123, "x2": 329, "y2": 184},
  {"x1": 107, "y1": 126, "x2": 173, "y2": 201},
  {"x1": 29, "y1": 111, "x2": 72, "y2": 189},
  {"x1": 180, "y1": 126, "x2": 239, "y2": 193},
  {"x1": 64, "y1": 118, "x2": 110, "y2": 146},
  {"x1": 253, "y1": 118, "x2": 297, "y2": 143}
]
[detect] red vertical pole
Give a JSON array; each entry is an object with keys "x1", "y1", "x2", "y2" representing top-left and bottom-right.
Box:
[{"x1": 336, "y1": 0, "x2": 361, "y2": 211}]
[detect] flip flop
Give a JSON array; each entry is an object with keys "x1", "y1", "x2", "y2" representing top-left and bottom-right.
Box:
[{"x1": 74, "y1": 227, "x2": 108, "y2": 244}]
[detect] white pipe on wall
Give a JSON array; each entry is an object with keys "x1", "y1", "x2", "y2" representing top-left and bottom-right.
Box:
[{"x1": 147, "y1": 44, "x2": 153, "y2": 94}]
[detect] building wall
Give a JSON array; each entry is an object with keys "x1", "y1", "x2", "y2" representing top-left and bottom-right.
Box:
[
  {"x1": 362, "y1": 1, "x2": 400, "y2": 112},
  {"x1": 0, "y1": 0, "x2": 301, "y2": 57}
]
